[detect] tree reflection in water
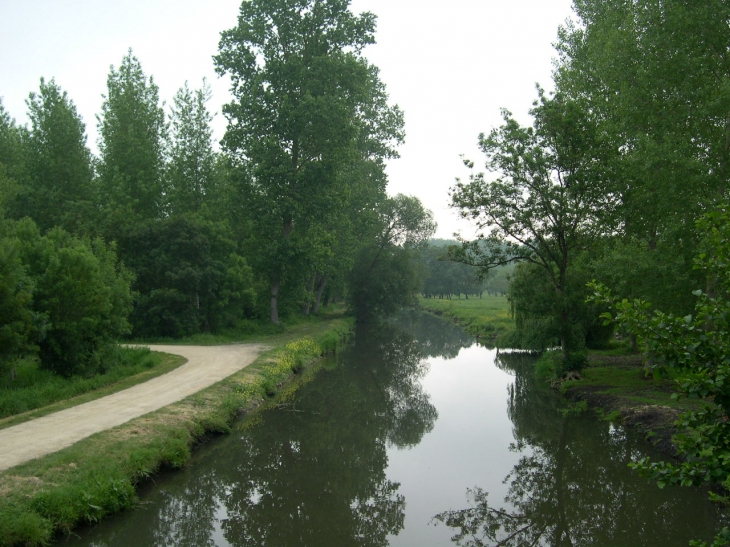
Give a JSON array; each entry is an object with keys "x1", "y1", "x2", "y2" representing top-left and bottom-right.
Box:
[
  {"x1": 68, "y1": 317, "x2": 448, "y2": 547},
  {"x1": 433, "y1": 352, "x2": 726, "y2": 547},
  {"x1": 188, "y1": 322, "x2": 439, "y2": 546}
]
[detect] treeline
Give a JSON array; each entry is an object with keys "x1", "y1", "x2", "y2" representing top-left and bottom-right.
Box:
[
  {"x1": 450, "y1": 0, "x2": 730, "y2": 358},
  {"x1": 0, "y1": 0, "x2": 435, "y2": 378},
  {"x1": 419, "y1": 239, "x2": 511, "y2": 299}
]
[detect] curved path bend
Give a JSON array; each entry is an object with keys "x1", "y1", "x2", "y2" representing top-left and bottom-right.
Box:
[{"x1": 0, "y1": 344, "x2": 267, "y2": 473}]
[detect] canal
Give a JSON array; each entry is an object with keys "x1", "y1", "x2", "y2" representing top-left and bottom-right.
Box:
[{"x1": 61, "y1": 311, "x2": 727, "y2": 546}]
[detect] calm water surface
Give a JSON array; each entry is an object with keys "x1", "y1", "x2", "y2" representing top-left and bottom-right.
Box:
[{"x1": 62, "y1": 312, "x2": 727, "y2": 546}]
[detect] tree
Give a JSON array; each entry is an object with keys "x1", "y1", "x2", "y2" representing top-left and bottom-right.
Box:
[
  {"x1": 120, "y1": 214, "x2": 256, "y2": 338},
  {"x1": 166, "y1": 80, "x2": 219, "y2": 216},
  {"x1": 13, "y1": 219, "x2": 134, "y2": 377},
  {"x1": 98, "y1": 50, "x2": 167, "y2": 224},
  {"x1": 553, "y1": 0, "x2": 730, "y2": 314},
  {"x1": 590, "y1": 207, "x2": 730, "y2": 546},
  {"x1": 348, "y1": 194, "x2": 435, "y2": 321},
  {"x1": 215, "y1": 0, "x2": 404, "y2": 323},
  {"x1": 0, "y1": 232, "x2": 35, "y2": 379},
  {"x1": 450, "y1": 91, "x2": 612, "y2": 358},
  {"x1": 14, "y1": 78, "x2": 95, "y2": 234},
  {"x1": 0, "y1": 99, "x2": 26, "y2": 218}
]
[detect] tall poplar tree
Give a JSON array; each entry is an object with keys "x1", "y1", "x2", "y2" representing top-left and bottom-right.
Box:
[
  {"x1": 166, "y1": 80, "x2": 218, "y2": 216},
  {"x1": 553, "y1": 0, "x2": 730, "y2": 311},
  {"x1": 215, "y1": 0, "x2": 404, "y2": 323},
  {"x1": 18, "y1": 78, "x2": 95, "y2": 234},
  {"x1": 0, "y1": 100, "x2": 25, "y2": 218},
  {"x1": 98, "y1": 50, "x2": 167, "y2": 225}
]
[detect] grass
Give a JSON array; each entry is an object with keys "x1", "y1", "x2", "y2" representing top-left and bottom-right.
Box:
[
  {"x1": 418, "y1": 295, "x2": 512, "y2": 341},
  {"x1": 0, "y1": 350, "x2": 187, "y2": 430},
  {"x1": 563, "y1": 362, "x2": 702, "y2": 411},
  {"x1": 0, "y1": 311, "x2": 353, "y2": 547}
]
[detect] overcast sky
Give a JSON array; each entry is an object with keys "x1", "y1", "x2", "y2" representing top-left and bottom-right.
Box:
[{"x1": 0, "y1": 0, "x2": 574, "y2": 238}]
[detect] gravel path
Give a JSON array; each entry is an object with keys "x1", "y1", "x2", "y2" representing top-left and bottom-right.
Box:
[{"x1": 0, "y1": 344, "x2": 267, "y2": 473}]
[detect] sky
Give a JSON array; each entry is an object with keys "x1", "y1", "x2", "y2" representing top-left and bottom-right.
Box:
[{"x1": 0, "y1": 0, "x2": 575, "y2": 239}]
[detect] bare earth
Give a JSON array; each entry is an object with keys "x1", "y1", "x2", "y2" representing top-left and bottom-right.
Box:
[{"x1": 0, "y1": 344, "x2": 267, "y2": 473}]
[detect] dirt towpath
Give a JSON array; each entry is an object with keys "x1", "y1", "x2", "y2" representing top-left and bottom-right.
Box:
[{"x1": 0, "y1": 344, "x2": 267, "y2": 473}]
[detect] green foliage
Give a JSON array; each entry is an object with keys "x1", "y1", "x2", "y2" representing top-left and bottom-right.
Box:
[
  {"x1": 590, "y1": 207, "x2": 730, "y2": 533},
  {"x1": 215, "y1": 0, "x2": 405, "y2": 323},
  {"x1": 506, "y1": 260, "x2": 612, "y2": 353},
  {"x1": 420, "y1": 242, "x2": 486, "y2": 298},
  {"x1": 348, "y1": 194, "x2": 436, "y2": 321},
  {"x1": 119, "y1": 214, "x2": 256, "y2": 338},
  {"x1": 451, "y1": 91, "x2": 612, "y2": 357},
  {"x1": 348, "y1": 244, "x2": 423, "y2": 321},
  {"x1": 0, "y1": 236, "x2": 36, "y2": 377},
  {"x1": 98, "y1": 49, "x2": 167, "y2": 223},
  {"x1": 0, "y1": 347, "x2": 159, "y2": 419},
  {"x1": 13, "y1": 78, "x2": 95, "y2": 234},
  {"x1": 12, "y1": 220, "x2": 134, "y2": 377},
  {"x1": 166, "y1": 80, "x2": 219, "y2": 216},
  {"x1": 261, "y1": 337, "x2": 322, "y2": 395},
  {"x1": 535, "y1": 349, "x2": 587, "y2": 382}
]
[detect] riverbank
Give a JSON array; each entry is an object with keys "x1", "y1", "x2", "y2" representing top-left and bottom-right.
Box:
[
  {"x1": 417, "y1": 295, "x2": 512, "y2": 343},
  {"x1": 417, "y1": 297, "x2": 692, "y2": 458},
  {"x1": 0, "y1": 313, "x2": 354, "y2": 547},
  {"x1": 561, "y1": 351, "x2": 705, "y2": 458}
]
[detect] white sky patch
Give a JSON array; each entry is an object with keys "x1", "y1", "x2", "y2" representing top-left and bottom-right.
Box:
[{"x1": 1, "y1": 0, "x2": 574, "y2": 238}]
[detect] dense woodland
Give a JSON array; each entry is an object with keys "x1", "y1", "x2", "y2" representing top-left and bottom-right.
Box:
[
  {"x1": 450, "y1": 0, "x2": 730, "y2": 357},
  {"x1": 0, "y1": 0, "x2": 437, "y2": 379}
]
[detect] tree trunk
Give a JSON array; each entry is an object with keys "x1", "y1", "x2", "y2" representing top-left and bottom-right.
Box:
[
  {"x1": 302, "y1": 272, "x2": 316, "y2": 315},
  {"x1": 270, "y1": 274, "x2": 281, "y2": 324},
  {"x1": 270, "y1": 217, "x2": 293, "y2": 324},
  {"x1": 312, "y1": 275, "x2": 328, "y2": 315}
]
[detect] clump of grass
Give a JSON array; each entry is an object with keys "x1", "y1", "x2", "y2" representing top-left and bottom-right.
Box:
[
  {"x1": 559, "y1": 399, "x2": 588, "y2": 417},
  {"x1": 535, "y1": 349, "x2": 587, "y2": 382},
  {"x1": 260, "y1": 337, "x2": 322, "y2": 395}
]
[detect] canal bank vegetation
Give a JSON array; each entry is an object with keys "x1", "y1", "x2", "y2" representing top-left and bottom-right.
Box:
[
  {"x1": 442, "y1": 3, "x2": 730, "y2": 543},
  {"x1": 417, "y1": 295, "x2": 512, "y2": 343},
  {"x1": 0, "y1": 313, "x2": 353, "y2": 547}
]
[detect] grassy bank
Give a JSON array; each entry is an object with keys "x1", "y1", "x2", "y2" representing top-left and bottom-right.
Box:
[
  {"x1": 417, "y1": 298, "x2": 695, "y2": 456},
  {"x1": 418, "y1": 295, "x2": 512, "y2": 342},
  {"x1": 560, "y1": 349, "x2": 707, "y2": 456},
  {"x1": 0, "y1": 350, "x2": 187, "y2": 430},
  {"x1": 0, "y1": 312, "x2": 353, "y2": 547}
]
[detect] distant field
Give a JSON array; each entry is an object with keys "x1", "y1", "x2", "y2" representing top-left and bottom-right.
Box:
[{"x1": 418, "y1": 295, "x2": 512, "y2": 341}]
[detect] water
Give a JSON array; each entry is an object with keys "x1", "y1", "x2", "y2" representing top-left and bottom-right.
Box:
[{"x1": 61, "y1": 312, "x2": 727, "y2": 546}]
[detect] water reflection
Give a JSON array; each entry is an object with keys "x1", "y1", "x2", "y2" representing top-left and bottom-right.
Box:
[
  {"x1": 433, "y1": 352, "x2": 726, "y2": 546},
  {"x1": 397, "y1": 309, "x2": 474, "y2": 360},
  {"x1": 62, "y1": 316, "x2": 728, "y2": 547},
  {"x1": 64, "y1": 319, "x2": 446, "y2": 547}
]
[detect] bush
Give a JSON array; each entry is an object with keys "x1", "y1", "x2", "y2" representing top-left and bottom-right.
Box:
[{"x1": 12, "y1": 220, "x2": 134, "y2": 377}]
